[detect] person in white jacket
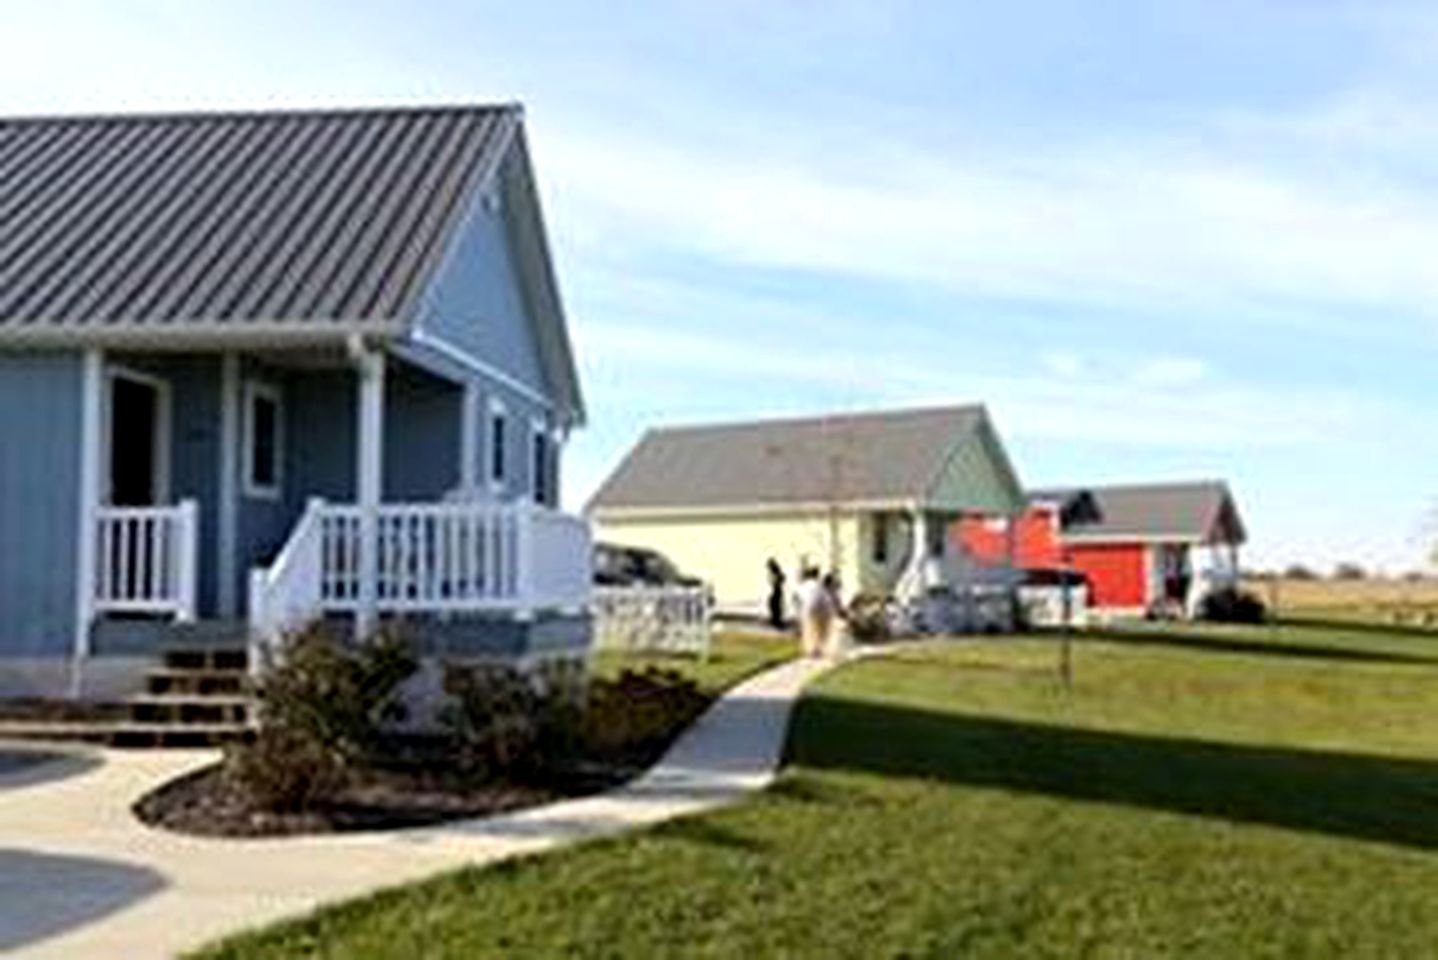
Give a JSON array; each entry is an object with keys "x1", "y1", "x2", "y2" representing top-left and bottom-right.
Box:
[{"x1": 795, "y1": 566, "x2": 831, "y2": 658}]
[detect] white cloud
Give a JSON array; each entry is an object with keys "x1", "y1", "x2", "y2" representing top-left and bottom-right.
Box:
[
  {"x1": 1040, "y1": 351, "x2": 1086, "y2": 379},
  {"x1": 1132, "y1": 357, "x2": 1208, "y2": 388},
  {"x1": 540, "y1": 109, "x2": 1438, "y2": 333},
  {"x1": 577, "y1": 321, "x2": 1367, "y2": 451}
]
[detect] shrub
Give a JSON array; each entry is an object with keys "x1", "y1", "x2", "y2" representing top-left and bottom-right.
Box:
[
  {"x1": 847, "y1": 593, "x2": 894, "y2": 644},
  {"x1": 225, "y1": 723, "x2": 347, "y2": 812},
  {"x1": 581, "y1": 667, "x2": 709, "y2": 758},
  {"x1": 1332, "y1": 562, "x2": 1367, "y2": 581},
  {"x1": 228, "y1": 623, "x2": 417, "y2": 811},
  {"x1": 439, "y1": 664, "x2": 574, "y2": 778},
  {"x1": 1198, "y1": 587, "x2": 1269, "y2": 624}
]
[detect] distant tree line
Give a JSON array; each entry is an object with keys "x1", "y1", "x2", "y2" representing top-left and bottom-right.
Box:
[{"x1": 1244, "y1": 564, "x2": 1432, "y2": 582}]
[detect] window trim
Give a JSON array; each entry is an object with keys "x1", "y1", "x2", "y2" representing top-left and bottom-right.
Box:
[
  {"x1": 530, "y1": 417, "x2": 550, "y2": 505},
  {"x1": 487, "y1": 397, "x2": 508, "y2": 492},
  {"x1": 926, "y1": 512, "x2": 946, "y2": 559},
  {"x1": 241, "y1": 379, "x2": 284, "y2": 501},
  {"x1": 871, "y1": 513, "x2": 889, "y2": 565}
]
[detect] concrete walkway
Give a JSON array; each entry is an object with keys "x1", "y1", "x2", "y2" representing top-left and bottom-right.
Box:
[{"x1": 0, "y1": 654, "x2": 839, "y2": 960}]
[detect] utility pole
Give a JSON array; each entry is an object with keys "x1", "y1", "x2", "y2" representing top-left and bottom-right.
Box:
[{"x1": 1059, "y1": 544, "x2": 1074, "y2": 690}]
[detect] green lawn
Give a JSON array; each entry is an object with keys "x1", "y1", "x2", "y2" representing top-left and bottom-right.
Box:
[
  {"x1": 589, "y1": 628, "x2": 797, "y2": 696},
  {"x1": 195, "y1": 622, "x2": 1438, "y2": 959}
]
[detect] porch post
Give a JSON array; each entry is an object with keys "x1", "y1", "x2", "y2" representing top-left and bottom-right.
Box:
[
  {"x1": 355, "y1": 347, "x2": 386, "y2": 637},
  {"x1": 217, "y1": 353, "x2": 241, "y2": 617},
  {"x1": 903, "y1": 507, "x2": 928, "y2": 600},
  {"x1": 71, "y1": 348, "x2": 104, "y2": 698},
  {"x1": 459, "y1": 383, "x2": 479, "y2": 492},
  {"x1": 1004, "y1": 511, "x2": 1019, "y2": 631}
]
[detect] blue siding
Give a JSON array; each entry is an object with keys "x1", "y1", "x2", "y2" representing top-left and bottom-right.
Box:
[
  {"x1": 286, "y1": 371, "x2": 356, "y2": 508},
  {"x1": 235, "y1": 359, "x2": 325, "y2": 608},
  {"x1": 479, "y1": 377, "x2": 550, "y2": 504},
  {"x1": 0, "y1": 352, "x2": 81, "y2": 658},
  {"x1": 415, "y1": 152, "x2": 550, "y2": 397},
  {"x1": 385, "y1": 364, "x2": 462, "y2": 501}
]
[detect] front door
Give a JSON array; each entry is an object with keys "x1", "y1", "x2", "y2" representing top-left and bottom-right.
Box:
[{"x1": 107, "y1": 372, "x2": 168, "y2": 506}]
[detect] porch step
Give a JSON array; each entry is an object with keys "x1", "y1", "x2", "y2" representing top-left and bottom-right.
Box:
[
  {"x1": 162, "y1": 645, "x2": 249, "y2": 673},
  {"x1": 145, "y1": 668, "x2": 248, "y2": 697},
  {"x1": 122, "y1": 636, "x2": 256, "y2": 745},
  {"x1": 107, "y1": 722, "x2": 251, "y2": 748},
  {"x1": 0, "y1": 720, "x2": 250, "y2": 748},
  {"x1": 126, "y1": 694, "x2": 252, "y2": 727},
  {"x1": 158, "y1": 619, "x2": 250, "y2": 648}
]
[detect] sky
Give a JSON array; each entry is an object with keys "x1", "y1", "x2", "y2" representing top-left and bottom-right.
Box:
[{"x1": 2, "y1": 0, "x2": 1436, "y2": 572}]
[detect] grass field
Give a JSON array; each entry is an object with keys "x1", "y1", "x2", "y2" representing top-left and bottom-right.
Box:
[
  {"x1": 195, "y1": 621, "x2": 1438, "y2": 959},
  {"x1": 589, "y1": 628, "x2": 797, "y2": 695},
  {"x1": 1245, "y1": 576, "x2": 1438, "y2": 626}
]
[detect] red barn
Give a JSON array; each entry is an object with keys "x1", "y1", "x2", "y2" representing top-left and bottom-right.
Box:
[{"x1": 955, "y1": 481, "x2": 1246, "y2": 618}]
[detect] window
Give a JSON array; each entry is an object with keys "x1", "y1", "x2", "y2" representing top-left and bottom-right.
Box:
[
  {"x1": 926, "y1": 513, "x2": 946, "y2": 558},
  {"x1": 872, "y1": 514, "x2": 889, "y2": 564},
  {"x1": 488, "y1": 400, "x2": 507, "y2": 487},
  {"x1": 532, "y1": 427, "x2": 548, "y2": 505},
  {"x1": 242, "y1": 381, "x2": 283, "y2": 499}
]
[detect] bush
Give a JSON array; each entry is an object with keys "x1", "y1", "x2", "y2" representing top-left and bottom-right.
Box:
[
  {"x1": 580, "y1": 667, "x2": 709, "y2": 758},
  {"x1": 441, "y1": 663, "x2": 711, "y2": 776},
  {"x1": 225, "y1": 723, "x2": 347, "y2": 812},
  {"x1": 846, "y1": 593, "x2": 894, "y2": 644},
  {"x1": 227, "y1": 623, "x2": 417, "y2": 811},
  {"x1": 439, "y1": 664, "x2": 577, "y2": 778},
  {"x1": 1198, "y1": 587, "x2": 1269, "y2": 624}
]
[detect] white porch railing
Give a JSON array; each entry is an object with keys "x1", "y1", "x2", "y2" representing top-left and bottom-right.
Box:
[
  {"x1": 249, "y1": 500, "x2": 593, "y2": 651},
  {"x1": 592, "y1": 585, "x2": 713, "y2": 657},
  {"x1": 95, "y1": 500, "x2": 199, "y2": 620},
  {"x1": 248, "y1": 497, "x2": 327, "y2": 662}
]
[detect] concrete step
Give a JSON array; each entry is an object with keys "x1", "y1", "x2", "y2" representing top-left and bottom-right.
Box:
[
  {"x1": 108, "y1": 722, "x2": 250, "y2": 748},
  {"x1": 159, "y1": 619, "x2": 250, "y2": 648},
  {"x1": 0, "y1": 720, "x2": 248, "y2": 748},
  {"x1": 127, "y1": 694, "x2": 252, "y2": 728},
  {"x1": 162, "y1": 646, "x2": 248, "y2": 673},
  {"x1": 145, "y1": 668, "x2": 248, "y2": 697}
]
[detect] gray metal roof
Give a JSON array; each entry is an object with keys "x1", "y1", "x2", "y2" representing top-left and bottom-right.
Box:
[
  {"x1": 589, "y1": 405, "x2": 995, "y2": 513},
  {"x1": 0, "y1": 103, "x2": 514, "y2": 333},
  {"x1": 1032, "y1": 481, "x2": 1246, "y2": 544}
]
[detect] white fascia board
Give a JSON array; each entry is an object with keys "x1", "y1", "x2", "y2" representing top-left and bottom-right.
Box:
[
  {"x1": 1061, "y1": 533, "x2": 1205, "y2": 545},
  {"x1": 589, "y1": 499, "x2": 916, "y2": 522},
  {"x1": 405, "y1": 328, "x2": 554, "y2": 411},
  {"x1": 0, "y1": 318, "x2": 407, "y2": 351}
]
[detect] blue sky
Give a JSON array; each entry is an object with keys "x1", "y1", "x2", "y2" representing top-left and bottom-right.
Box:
[{"x1": 4, "y1": 1, "x2": 1436, "y2": 571}]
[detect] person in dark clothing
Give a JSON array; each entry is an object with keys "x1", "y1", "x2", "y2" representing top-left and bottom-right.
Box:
[{"x1": 766, "y1": 557, "x2": 787, "y2": 629}]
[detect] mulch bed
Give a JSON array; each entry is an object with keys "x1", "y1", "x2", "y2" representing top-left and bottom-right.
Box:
[{"x1": 133, "y1": 744, "x2": 670, "y2": 838}]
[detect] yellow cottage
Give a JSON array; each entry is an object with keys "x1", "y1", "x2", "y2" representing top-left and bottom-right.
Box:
[{"x1": 587, "y1": 405, "x2": 1026, "y2": 616}]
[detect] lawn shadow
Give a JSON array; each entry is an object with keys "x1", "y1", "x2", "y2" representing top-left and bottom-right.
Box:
[
  {"x1": 0, "y1": 848, "x2": 166, "y2": 951},
  {"x1": 1078, "y1": 627, "x2": 1438, "y2": 667},
  {"x1": 661, "y1": 817, "x2": 769, "y2": 853},
  {"x1": 792, "y1": 696, "x2": 1438, "y2": 851},
  {"x1": 1277, "y1": 616, "x2": 1438, "y2": 640}
]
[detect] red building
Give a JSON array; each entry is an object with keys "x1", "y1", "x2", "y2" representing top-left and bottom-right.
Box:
[{"x1": 955, "y1": 481, "x2": 1247, "y2": 616}]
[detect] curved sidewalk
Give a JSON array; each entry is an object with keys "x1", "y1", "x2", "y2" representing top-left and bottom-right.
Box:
[{"x1": 0, "y1": 654, "x2": 839, "y2": 960}]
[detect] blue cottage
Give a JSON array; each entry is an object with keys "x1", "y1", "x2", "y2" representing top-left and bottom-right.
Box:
[{"x1": 0, "y1": 103, "x2": 591, "y2": 700}]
